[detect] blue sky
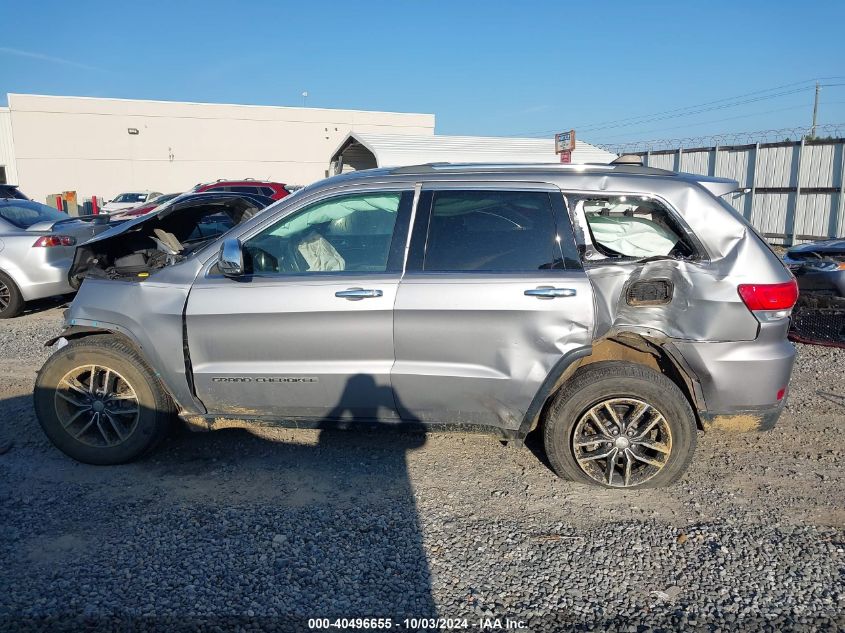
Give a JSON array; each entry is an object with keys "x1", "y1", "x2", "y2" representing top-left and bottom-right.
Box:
[{"x1": 1, "y1": 0, "x2": 844, "y2": 146}]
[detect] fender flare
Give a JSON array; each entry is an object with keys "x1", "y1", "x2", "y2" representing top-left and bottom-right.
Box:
[
  {"x1": 514, "y1": 345, "x2": 593, "y2": 440},
  {"x1": 45, "y1": 324, "x2": 138, "y2": 348}
]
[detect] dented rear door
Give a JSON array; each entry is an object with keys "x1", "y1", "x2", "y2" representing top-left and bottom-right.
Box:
[{"x1": 391, "y1": 184, "x2": 594, "y2": 431}]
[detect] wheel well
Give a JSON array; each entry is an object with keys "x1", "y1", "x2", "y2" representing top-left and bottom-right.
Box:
[
  {"x1": 533, "y1": 335, "x2": 705, "y2": 434},
  {"x1": 50, "y1": 327, "x2": 142, "y2": 355}
]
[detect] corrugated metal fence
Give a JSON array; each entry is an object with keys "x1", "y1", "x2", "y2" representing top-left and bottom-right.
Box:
[{"x1": 632, "y1": 138, "x2": 845, "y2": 245}]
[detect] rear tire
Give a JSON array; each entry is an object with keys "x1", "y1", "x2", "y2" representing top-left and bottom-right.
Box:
[
  {"x1": 543, "y1": 361, "x2": 697, "y2": 489},
  {"x1": 0, "y1": 272, "x2": 24, "y2": 319},
  {"x1": 34, "y1": 335, "x2": 174, "y2": 464}
]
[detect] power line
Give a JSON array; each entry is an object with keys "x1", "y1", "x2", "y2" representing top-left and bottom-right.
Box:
[
  {"x1": 526, "y1": 86, "x2": 814, "y2": 137},
  {"x1": 506, "y1": 77, "x2": 845, "y2": 138},
  {"x1": 591, "y1": 102, "x2": 818, "y2": 143}
]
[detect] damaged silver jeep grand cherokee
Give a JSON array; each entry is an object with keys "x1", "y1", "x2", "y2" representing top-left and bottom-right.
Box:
[{"x1": 34, "y1": 163, "x2": 798, "y2": 488}]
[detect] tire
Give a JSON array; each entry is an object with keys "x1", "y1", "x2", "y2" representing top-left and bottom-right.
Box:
[
  {"x1": 0, "y1": 271, "x2": 24, "y2": 319},
  {"x1": 543, "y1": 361, "x2": 697, "y2": 489},
  {"x1": 34, "y1": 335, "x2": 174, "y2": 464}
]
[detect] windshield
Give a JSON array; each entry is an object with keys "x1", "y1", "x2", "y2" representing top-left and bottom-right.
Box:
[
  {"x1": 113, "y1": 193, "x2": 149, "y2": 203},
  {"x1": 0, "y1": 200, "x2": 69, "y2": 229}
]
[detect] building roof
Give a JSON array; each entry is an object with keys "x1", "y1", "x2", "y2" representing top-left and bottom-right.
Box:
[{"x1": 331, "y1": 132, "x2": 617, "y2": 168}]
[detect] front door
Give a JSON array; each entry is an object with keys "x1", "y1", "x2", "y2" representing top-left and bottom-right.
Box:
[
  {"x1": 392, "y1": 185, "x2": 595, "y2": 430},
  {"x1": 186, "y1": 188, "x2": 414, "y2": 422}
]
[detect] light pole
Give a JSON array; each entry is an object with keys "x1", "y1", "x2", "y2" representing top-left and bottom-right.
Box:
[
  {"x1": 302, "y1": 91, "x2": 309, "y2": 107},
  {"x1": 811, "y1": 81, "x2": 820, "y2": 139}
]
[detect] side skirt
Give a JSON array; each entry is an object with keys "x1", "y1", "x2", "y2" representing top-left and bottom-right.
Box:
[{"x1": 181, "y1": 414, "x2": 522, "y2": 440}]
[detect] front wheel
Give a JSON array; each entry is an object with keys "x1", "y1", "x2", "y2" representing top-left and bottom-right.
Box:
[
  {"x1": 34, "y1": 335, "x2": 174, "y2": 464},
  {"x1": 543, "y1": 361, "x2": 697, "y2": 489}
]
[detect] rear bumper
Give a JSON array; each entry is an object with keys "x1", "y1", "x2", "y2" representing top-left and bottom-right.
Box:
[
  {"x1": 5, "y1": 250, "x2": 75, "y2": 301},
  {"x1": 698, "y1": 401, "x2": 785, "y2": 432},
  {"x1": 672, "y1": 320, "x2": 795, "y2": 423}
]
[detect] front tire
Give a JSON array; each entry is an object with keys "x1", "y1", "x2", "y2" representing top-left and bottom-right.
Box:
[
  {"x1": 543, "y1": 361, "x2": 697, "y2": 489},
  {"x1": 0, "y1": 271, "x2": 24, "y2": 318},
  {"x1": 34, "y1": 335, "x2": 174, "y2": 464}
]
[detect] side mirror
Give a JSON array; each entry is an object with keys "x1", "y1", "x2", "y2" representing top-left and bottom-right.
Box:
[{"x1": 218, "y1": 238, "x2": 244, "y2": 277}]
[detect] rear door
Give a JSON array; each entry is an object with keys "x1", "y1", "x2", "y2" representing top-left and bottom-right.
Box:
[
  {"x1": 185, "y1": 186, "x2": 414, "y2": 421},
  {"x1": 391, "y1": 183, "x2": 594, "y2": 431}
]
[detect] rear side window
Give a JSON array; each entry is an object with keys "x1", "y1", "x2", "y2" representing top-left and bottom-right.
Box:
[
  {"x1": 185, "y1": 211, "x2": 236, "y2": 243},
  {"x1": 571, "y1": 195, "x2": 697, "y2": 261},
  {"x1": 0, "y1": 200, "x2": 68, "y2": 228},
  {"x1": 423, "y1": 191, "x2": 564, "y2": 272},
  {"x1": 228, "y1": 186, "x2": 262, "y2": 195}
]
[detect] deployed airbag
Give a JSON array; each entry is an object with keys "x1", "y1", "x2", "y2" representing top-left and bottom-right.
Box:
[
  {"x1": 297, "y1": 232, "x2": 345, "y2": 271},
  {"x1": 587, "y1": 214, "x2": 679, "y2": 258}
]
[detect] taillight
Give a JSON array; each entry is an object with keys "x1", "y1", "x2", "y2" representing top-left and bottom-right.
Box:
[
  {"x1": 33, "y1": 235, "x2": 76, "y2": 247},
  {"x1": 737, "y1": 280, "x2": 799, "y2": 321}
]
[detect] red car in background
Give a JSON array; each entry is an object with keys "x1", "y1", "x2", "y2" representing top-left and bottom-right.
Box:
[{"x1": 192, "y1": 179, "x2": 291, "y2": 201}]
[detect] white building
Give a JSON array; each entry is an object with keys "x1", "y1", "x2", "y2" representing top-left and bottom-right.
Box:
[
  {"x1": 0, "y1": 93, "x2": 615, "y2": 204},
  {"x1": 0, "y1": 94, "x2": 435, "y2": 202},
  {"x1": 329, "y1": 132, "x2": 615, "y2": 174}
]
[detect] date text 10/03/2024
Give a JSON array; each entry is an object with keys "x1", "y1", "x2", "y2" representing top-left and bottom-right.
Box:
[{"x1": 308, "y1": 618, "x2": 528, "y2": 630}]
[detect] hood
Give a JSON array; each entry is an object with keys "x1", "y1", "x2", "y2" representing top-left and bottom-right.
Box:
[
  {"x1": 101, "y1": 201, "x2": 134, "y2": 211},
  {"x1": 787, "y1": 238, "x2": 845, "y2": 258},
  {"x1": 69, "y1": 193, "x2": 268, "y2": 287}
]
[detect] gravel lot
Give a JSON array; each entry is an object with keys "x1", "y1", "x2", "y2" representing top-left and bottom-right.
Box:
[{"x1": 1, "y1": 303, "x2": 843, "y2": 631}]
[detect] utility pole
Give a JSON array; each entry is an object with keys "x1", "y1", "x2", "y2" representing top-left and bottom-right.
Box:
[{"x1": 810, "y1": 81, "x2": 820, "y2": 138}]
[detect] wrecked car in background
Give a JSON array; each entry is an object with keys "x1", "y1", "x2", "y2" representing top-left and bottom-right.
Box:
[
  {"x1": 0, "y1": 199, "x2": 111, "y2": 318},
  {"x1": 783, "y1": 238, "x2": 845, "y2": 348},
  {"x1": 35, "y1": 163, "x2": 798, "y2": 489},
  {"x1": 69, "y1": 191, "x2": 274, "y2": 287}
]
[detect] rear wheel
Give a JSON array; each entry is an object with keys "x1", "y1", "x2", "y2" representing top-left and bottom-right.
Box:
[
  {"x1": 0, "y1": 272, "x2": 24, "y2": 319},
  {"x1": 543, "y1": 361, "x2": 697, "y2": 489},
  {"x1": 34, "y1": 335, "x2": 174, "y2": 464}
]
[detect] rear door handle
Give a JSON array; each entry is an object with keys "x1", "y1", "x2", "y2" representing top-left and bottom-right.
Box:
[
  {"x1": 524, "y1": 286, "x2": 577, "y2": 299},
  {"x1": 335, "y1": 288, "x2": 384, "y2": 299}
]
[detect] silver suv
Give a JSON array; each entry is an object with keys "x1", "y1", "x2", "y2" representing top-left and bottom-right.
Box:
[{"x1": 34, "y1": 163, "x2": 798, "y2": 488}]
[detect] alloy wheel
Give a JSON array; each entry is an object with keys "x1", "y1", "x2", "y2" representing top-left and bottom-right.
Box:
[
  {"x1": 54, "y1": 365, "x2": 140, "y2": 447},
  {"x1": 571, "y1": 398, "x2": 672, "y2": 487},
  {"x1": 0, "y1": 281, "x2": 9, "y2": 311}
]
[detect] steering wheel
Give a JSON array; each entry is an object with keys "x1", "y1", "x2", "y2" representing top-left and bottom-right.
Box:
[{"x1": 244, "y1": 246, "x2": 278, "y2": 273}]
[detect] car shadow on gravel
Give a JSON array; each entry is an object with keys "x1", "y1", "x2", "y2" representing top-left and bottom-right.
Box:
[
  {"x1": 816, "y1": 390, "x2": 845, "y2": 410},
  {"x1": 1, "y1": 376, "x2": 438, "y2": 627},
  {"x1": 14, "y1": 294, "x2": 72, "y2": 317}
]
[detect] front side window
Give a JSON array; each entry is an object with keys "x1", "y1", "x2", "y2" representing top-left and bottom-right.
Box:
[
  {"x1": 243, "y1": 192, "x2": 402, "y2": 274},
  {"x1": 423, "y1": 190, "x2": 563, "y2": 272},
  {"x1": 572, "y1": 195, "x2": 696, "y2": 261}
]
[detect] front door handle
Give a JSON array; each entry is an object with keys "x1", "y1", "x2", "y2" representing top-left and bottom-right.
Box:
[
  {"x1": 335, "y1": 288, "x2": 384, "y2": 299},
  {"x1": 524, "y1": 286, "x2": 577, "y2": 299}
]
